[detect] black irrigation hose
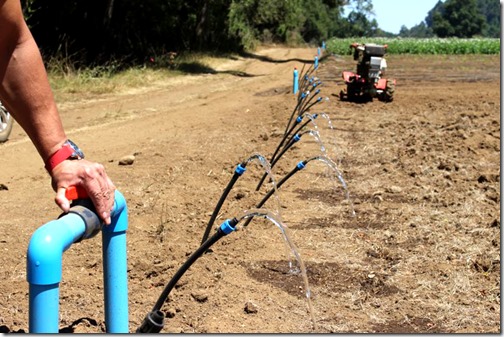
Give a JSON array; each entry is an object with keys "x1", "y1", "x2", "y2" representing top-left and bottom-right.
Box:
[
  {"x1": 283, "y1": 115, "x2": 318, "y2": 153},
  {"x1": 137, "y1": 218, "x2": 239, "y2": 333},
  {"x1": 255, "y1": 113, "x2": 318, "y2": 192},
  {"x1": 277, "y1": 88, "x2": 319, "y2": 162},
  {"x1": 200, "y1": 162, "x2": 247, "y2": 244},
  {"x1": 283, "y1": 91, "x2": 308, "y2": 138},
  {"x1": 265, "y1": 112, "x2": 304, "y2": 180},
  {"x1": 243, "y1": 159, "x2": 310, "y2": 228},
  {"x1": 255, "y1": 131, "x2": 305, "y2": 192},
  {"x1": 299, "y1": 95, "x2": 323, "y2": 116},
  {"x1": 298, "y1": 65, "x2": 316, "y2": 91}
]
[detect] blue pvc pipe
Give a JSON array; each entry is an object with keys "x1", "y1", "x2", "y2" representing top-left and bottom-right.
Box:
[
  {"x1": 102, "y1": 190, "x2": 129, "y2": 333},
  {"x1": 314, "y1": 56, "x2": 319, "y2": 70},
  {"x1": 293, "y1": 68, "x2": 299, "y2": 94},
  {"x1": 27, "y1": 213, "x2": 87, "y2": 333},
  {"x1": 27, "y1": 190, "x2": 129, "y2": 333}
]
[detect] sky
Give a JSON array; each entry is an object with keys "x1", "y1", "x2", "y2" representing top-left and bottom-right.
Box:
[{"x1": 349, "y1": 0, "x2": 442, "y2": 34}]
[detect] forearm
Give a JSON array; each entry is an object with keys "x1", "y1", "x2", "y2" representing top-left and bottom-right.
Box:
[{"x1": 0, "y1": 1, "x2": 66, "y2": 162}]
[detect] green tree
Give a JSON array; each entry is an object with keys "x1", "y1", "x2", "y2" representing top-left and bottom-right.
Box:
[
  {"x1": 431, "y1": 0, "x2": 485, "y2": 37},
  {"x1": 425, "y1": 0, "x2": 445, "y2": 29},
  {"x1": 477, "y1": 0, "x2": 500, "y2": 37},
  {"x1": 399, "y1": 22, "x2": 434, "y2": 38}
]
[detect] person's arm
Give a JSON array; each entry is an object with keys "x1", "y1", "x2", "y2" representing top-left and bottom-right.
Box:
[{"x1": 0, "y1": 0, "x2": 114, "y2": 224}]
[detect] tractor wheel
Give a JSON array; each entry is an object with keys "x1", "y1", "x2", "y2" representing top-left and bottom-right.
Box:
[{"x1": 382, "y1": 79, "x2": 395, "y2": 102}]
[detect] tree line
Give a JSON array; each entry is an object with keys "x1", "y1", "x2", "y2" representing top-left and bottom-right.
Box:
[
  {"x1": 22, "y1": 0, "x2": 499, "y2": 66},
  {"x1": 399, "y1": 0, "x2": 500, "y2": 38}
]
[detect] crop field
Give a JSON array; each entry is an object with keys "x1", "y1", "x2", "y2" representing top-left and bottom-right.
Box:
[{"x1": 327, "y1": 37, "x2": 500, "y2": 55}]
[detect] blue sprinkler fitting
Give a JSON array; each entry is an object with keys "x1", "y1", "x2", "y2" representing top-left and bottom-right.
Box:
[
  {"x1": 27, "y1": 190, "x2": 129, "y2": 333},
  {"x1": 293, "y1": 67, "x2": 299, "y2": 94},
  {"x1": 219, "y1": 218, "x2": 237, "y2": 235},
  {"x1": 317, "y1": 47, "x2": 321, "y2": 56},
  {"x1": 314, "y1": 56, "x2": 319, "y2": 70},
  {"x1": 235, "y1": 163, "x2": 246, "y2": 176}
]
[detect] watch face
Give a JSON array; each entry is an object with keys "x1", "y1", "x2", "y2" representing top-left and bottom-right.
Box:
[{"x1": 66, "y1": 139, "x2": 85, "y2": 159}]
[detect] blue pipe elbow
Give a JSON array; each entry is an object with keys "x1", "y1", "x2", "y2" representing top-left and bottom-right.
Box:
[{"x1": 27, "y1": 213, "x2": 86, "y2": 285}]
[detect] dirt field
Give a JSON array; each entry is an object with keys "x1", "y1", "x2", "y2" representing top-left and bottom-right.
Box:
[{"x1": 0, "y1": 47, "x2": 500, "y2": 333}]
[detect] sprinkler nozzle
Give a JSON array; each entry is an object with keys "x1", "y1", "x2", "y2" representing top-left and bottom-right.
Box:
[{"x1": 137, "y1": 310, "x2": 165, "y2": 333}]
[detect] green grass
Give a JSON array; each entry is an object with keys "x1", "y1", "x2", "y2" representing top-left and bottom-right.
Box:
[
  {"x1": 327, "y1": 38, "x2": 500, "y2": 55},
  {"x1": 45, "y1": 52, "x2": 234, "y2": 101}
]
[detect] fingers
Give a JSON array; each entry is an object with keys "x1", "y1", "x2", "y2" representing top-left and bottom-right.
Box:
[
  {"x1": 55, "y1": 186, "x2": 70, "y2": 213},
  {"x1": 51, "y1": 160, "x2": 115, "y2": 225},
  {"x1": 82, "y1": 163, "x2": 114, "y2": 225}
]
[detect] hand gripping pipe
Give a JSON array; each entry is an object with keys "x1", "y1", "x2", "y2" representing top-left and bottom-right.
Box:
[{"x1": 27, "y1": 190, "x2": 129, "y2": 333}]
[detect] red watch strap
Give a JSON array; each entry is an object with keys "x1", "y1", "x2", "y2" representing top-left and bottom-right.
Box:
[{"x1": 45, "y1": 143, "x2": 74, "y2": 172}]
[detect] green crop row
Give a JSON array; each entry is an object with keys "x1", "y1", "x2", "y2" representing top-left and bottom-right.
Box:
[{"x1": 326, "y1": 38, "x2": 500, "y2": 55}]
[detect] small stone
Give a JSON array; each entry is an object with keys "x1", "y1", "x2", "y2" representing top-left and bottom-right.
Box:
[
  {"x1": 165, "y1": 308, "x2": 176, "y2": 318},
  {"x1": 191, "y1": 291, "x2": 208, "y2": 303},
  {"x1": 118, "y1": 155, "x2": 135, "y2": 166},
  {"x1": 0, "y1": 184, "x2": 8, "y2": 191},
  {"x1": 385, "y1": 186, "x2": 402, "y2": 194},
  {"x1": 244, "y1": 301, "x2": 258, "y2": 314}
]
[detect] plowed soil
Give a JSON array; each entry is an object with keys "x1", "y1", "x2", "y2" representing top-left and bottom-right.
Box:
[{"x1": 0, "y1": 47, "x2": 500, "y2": 333}]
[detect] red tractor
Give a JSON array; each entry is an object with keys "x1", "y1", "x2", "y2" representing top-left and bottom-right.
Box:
[{"x1": 339, "y1": 43, "x2": 396, "y2": 102}]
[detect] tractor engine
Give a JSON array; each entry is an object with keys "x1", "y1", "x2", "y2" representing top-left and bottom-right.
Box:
[{"x1": 353, "y1": 43, "x2": 387, "y2": 83}]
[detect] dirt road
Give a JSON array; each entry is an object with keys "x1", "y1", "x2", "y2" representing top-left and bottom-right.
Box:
[{"x1": 0, "y1": 47, "x2": 500, "y2": 333}]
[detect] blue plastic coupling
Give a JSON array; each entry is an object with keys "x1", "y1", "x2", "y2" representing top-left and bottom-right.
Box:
[
  {"x1": 297, "y1": 161, "x2": 306, "y2": 170},
  {"x1": 296, "y1": 115, "x2": 303, "y2": 124},
  {"x1": 235, "y1": 163, "x2": 246, "y2": 176},
  {"x1": 293, "y1": 134, "x2": 301, "y2": 142},
  {"x1": 315, "y1": 89, "x2": 321, "y2": 95},
  {"x1": 314, "y1": 56, "x2": 319, "y2": 69},
  {"x1": 322, "y1": 41, "x2": 326, "y2": 50},
  {"x1": 312, "y1": 113, "x2": 319, "y2": 119},
  {"x1": 317, "y1": 97, "x2": 323, "y2": 102},
  {"x1": 219, "y1": 219, "x2": 236, "y2": 235},
  {"x1": 317, "y1": 47, "x2": 321, "y2": 56}
]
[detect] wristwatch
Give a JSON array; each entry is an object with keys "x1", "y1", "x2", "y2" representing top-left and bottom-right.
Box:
[{"x1": 45, "y1": 139, "x2": 85, "y2": 172}]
